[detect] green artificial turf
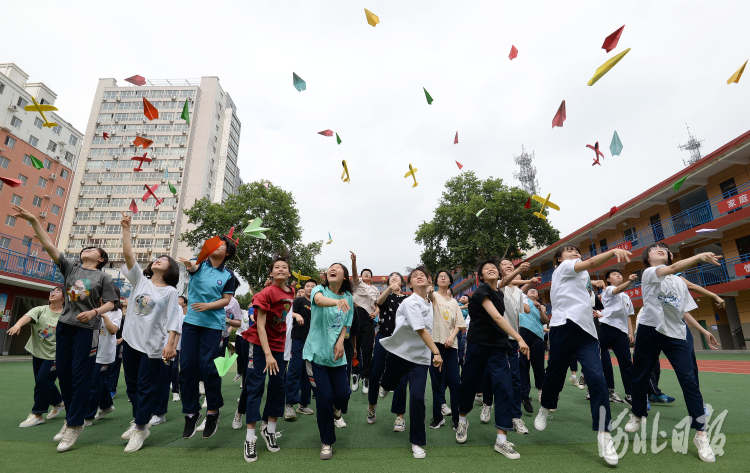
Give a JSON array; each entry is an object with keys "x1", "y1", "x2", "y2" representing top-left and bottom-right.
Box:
[{"x1": 0, "y1": 355, "x2": 747, "y2": 472}]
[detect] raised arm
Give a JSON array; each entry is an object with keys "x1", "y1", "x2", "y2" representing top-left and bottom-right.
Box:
[
  {"x1": 120, "y1": 212, "x2": 135, "y2": 270},
  {"x1": 313, "y1": 292, "x2": 351, "y2": 312},
  {"x1": 574, "y1": 248, "x2": 632, "y2": 273},
  {"x1": 350, "y1": 251, "x2": 360, "y2": 284},
  {"x1": 680, "y1": 277, "x2": 725, "y2": 309},
  {"x1": 11, "y1": 205, "x2": 60, "y2": 265},
  {"x1": 377, "y1": 283, "x2": 397, "y2": 306},
  {"x1": 612, "y1": 274, "x2": 638, "y2": 295},
  {"x1": 655, "y1": 252, "x2": 721, "y2": 278},
  {"x1": 500, "y1": 262, "x2": 530, "y2": 288}
]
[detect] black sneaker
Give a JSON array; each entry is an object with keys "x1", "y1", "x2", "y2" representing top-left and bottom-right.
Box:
[
  {"x1": 429, "y1": 418, "x2": 445, "y2": 429},
  {"x1": 579, "y1": 374, "x2": 586, "y2": 387},
  {"x1": 452, "y1": 418, "x2": 459, "y2": 431},
  {"x1": 624, "y1": 395, "x2": 633, "y2": 407},
  {"x1": 202, "y1": 411, "x2": 220, "y2": 438},
  {"x1": 523, "y1": 396, "x2": 534, "y2": 414},
  {"x1": 261, "y1": 425, "x2": 280, "y2": 452},
  {"x1": 183, "y1": 412, "x2": 202, "y2": 439},
  {"x1": 363, "y1": 378, "x2": 370, "y2": 393},
  {"x1": 244, "y1": 437, "x2": 258, "y2": 463}
]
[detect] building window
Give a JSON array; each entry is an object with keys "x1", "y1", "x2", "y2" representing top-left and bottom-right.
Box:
[
  {"x1": 11, "y1": 194, "x2": 22, "y2": 205},
  {"x1": 34, "y1": 117, "x2": 43, "y2": 129},
  {"x1": 18, "y1": 174, "x2": 27, "y2": 185},
  {"x1": 43, "y1": 158, "x2": 52, "y2": 170},
  {"x1": 53, "y1": 126, "x2": 61, "y2": 135},
  {"x1": 56, "y1": 186, "x2": 65, "y2": 197},
  {"x1": 22, "y1": 236, "x2": 32, "y2": 247},
  {"x1": 37, "y1": 177, "x2": 47, "y2": 188},
  {"x1": 0, "y1": 83, "x2": 4, "y2": 94},
  {"x1": 0, "y1": 156, "x2": 9, "y2": 169},
  {"x1": 599, "y1": 238, "x2": 608, "y2": 252},
  {"x1": 60, "y1": 169, "x2": 69, "y2": 179},
  {"x1": 69, "y1": 135, "x2": 78, "y2": 146},
  {"x1": 623, "y1": 225, "x2": 638, "y2": 247},
  {"x1": 23, "y1": 155, "x2": 32, "y2": 166},
  {"x1": 32, "y1": 196, "x2": 43, "y2": 207},
  {"x1": 589, "y1": 243, "x2": 597, "y2": 257},
  {"x1": 28, "y1": 135, "x2": 39, "y2": 147},
  {"x1": 46, "y1": 223, "x2": 56, "y2": 234},
  {"x1": 47, "y1": 141, "x2": 57, "y2": 153},
  {"x1": 11, "y1": 116, "x2": 22, "y2": 128},
  {"x1": 0, "y1": 236, "x2": 10, "y2": 249},
  {"x1": 51, "y1": 204, "x2": 60, "y2": 215},
  {"x1": 5, "y1": 215, "x2": 16, "y2": 227},
  {"x1": 17, "y1": 97, "x2": 29, "y2": 109},
  {"x1": 4, "y1": 136, "x2": 16, "y2": 149}
]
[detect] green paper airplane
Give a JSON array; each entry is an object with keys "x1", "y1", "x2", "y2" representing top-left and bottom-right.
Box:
[
  {"x1": 181, "y1": 99, "x2": 190, "y2": 124},
  {"x1": 168, "y1": 182, "x2": 177, "y2": 195},
  {"x1": 30, "y1": 155, "x2": 44, "y2": 170},
  {"x1": 476, "y1": 208, "x2": 486, "y2": 217},
  {"x1": 336, "y1": 133, "x2": 342, "y2": 145},
  {"x1": 423, "y1": 87, "x2": 433, "y2": 105},
  {"x1": 244, "y1": 217, "x2": 271, "y2": 239},
  {"x1": 673, "y1": 175, "x2": 689, "y2": 191},
  {"x1": 213, "y1": 348, "x2": 238, "y2": 377}
]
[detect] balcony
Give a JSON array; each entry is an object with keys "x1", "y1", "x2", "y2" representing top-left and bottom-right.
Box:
[{"x1": 0, "y1": 233, "x2": 62, "y2": 284}]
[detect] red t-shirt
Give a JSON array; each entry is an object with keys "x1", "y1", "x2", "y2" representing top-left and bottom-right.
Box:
[{"x1": 243, "y1": 283, "x2": 293, "y2": 353}]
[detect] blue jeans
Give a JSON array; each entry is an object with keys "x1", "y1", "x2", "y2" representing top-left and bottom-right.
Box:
[
  {"x1": 483, "y1": 340, "x2": 522, "y2": 419},
  {"x1": 85, "y1": 363, "x2": 112, "y2": 420},
  {"x1": 307, "y1": 361, "x2": 350, "y2": 445},
  {"x1": 380, "y1": 353, "x2": 428, "y2": 446},
  {"x1": 122, "y1": 341, "x2": 162, "y2": 425},
  {"x1": 286, "y1": 339, "x2": 312, "y2": 407},
  {"x1": 369, "y1": 332, "x2": 407, "y2": 413},
  {"x1": 519, "y1": 328, "x2": 545, "y2": 397},
  {"x1": 429, "y1": 343, "x2": 460, "y2": 422},
  {"x1": 55, "y1": 322, "x2": 98, "y2": 426},
  {"x1": 459, "y1": 342, "x2": 513, "y2": 431},
  {"x1": 31, "y1": 357, "x2": 62, "y2": 415},
  {"x1": 541, "y1": 320, "x2": 611, "y2": 431},
  {"x1": 599, "y1": 323, "x2": 633, "y2": 395},
  {"x1": 244, "y1": 344, "x2": 285, "y2": 424},
  {"x1": 179, "y1": 323, "x2": 223, "y2": 414}
]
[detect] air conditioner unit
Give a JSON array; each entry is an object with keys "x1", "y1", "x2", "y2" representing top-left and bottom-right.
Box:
[
  {"x1": 164, "y1": 142, "x2": 170, "y2": 147},
  {"x1": 151, "y1": 219, "x2": 157, "y2": 224},
  {"x1": 142, "y1": 132, "x2": 147, "y2": 136},
  {"x1": 49, "y1": 174, "x2": 57, "y2": 180},
  {"x1": 166, "y1": 246, "x2": 171, "y2": 251},
  {"x1": 179, "y1": 143, "x2": 185, "y2": 147},
  {"x1": 103, "y1": 98, "x2": 107, "y2": 102},
  {"x1": 161, "y1": 178, "x2": 165, "y2": 183},
  {"x1": 39, "y1": 212, "x2": 47, "y2": 218},
  {"x1": 113, "y1": 156, "x2": 119, "y2": 160},
  {"x1": 179, "y1": 165, "x2": 184, "y2": 170},
  {"x1": 89, "y1": 206, "x2": 94, "y2": 210},
  {"x1": 96, "y1": 120, "x2": 100, "y2": 125},
  {"x1": 172, "y1": 204, "x2": 177, "y2": 209},
  {"x1": 110, "y1": 131, "x2": 117, "y2": 135},
  {"x1": 87, "y1": 232, "x2": 93, "y2": 237},
  {"x1": 177, "y1": 178, "x2": 182, "y2": 183},
  {"x1": 118, "y1": 143, "x2": 123, "y2": 147},
  {"x1": 87, "y1": 156, "x2": 92, "y2": 160},
  {"x1": 7, "y1": 104, "x2": 18, "y2": 112},
  {"x1": 100, "y1": 220, "x2": 106, "y2": 225},
  {"x1": 116, "y1": 97, "x2": 121, "y2": 102},
  {"x1": 73, "y1": 205, "x2": 78, "y2": 209},
  {"x1": 97, "y1": 179, "x2": 102, "y2": 184},
  {"x1": 141, "y1": 119, "x2": 146, "y2": 123},
  {"x1": 169, "y1": 232, "x2": 174, "y2": 236},
  {"x1": 171, "y1": 96, "x2": 177, "y2": 101},
  {"x1": 78, "y1": 192, "x2": 83, "y2": 197},
  {"x1": 170, "y1": 219, "x2": 175, "y2": 224},
  {"x1": 106, "y1": 193, "x2": 111, "y2": 198},
  {"x1": 182, "y1": 131, "x2": 187, "y2": 135},
  {"x1": 105, "y1": 167, "x2": 110, "y2": 171},
  {"x1": 114, "y1": 120, "x2": 119, "y2": 123},
  {"x1": 170, "y1": 119, "x2": 174, "y2": 124},
  {"x1": 179, "y1": 155, "x2": 184, "y2": 159},
  {"x1": 30, "y1": 251, "x2": 38, "y2": 257},
  {"x1": 43, "y1": 194, "x2": 51, "y2": 199}
]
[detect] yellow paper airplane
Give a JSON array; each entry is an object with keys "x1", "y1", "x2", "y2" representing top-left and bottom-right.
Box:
[
  {"x1": 292, "y1": 270, "x2": 310, "y2": 282},
  {"x1": 364, "y1": 8, "x2": 380, "y2": 27},
  {"x1": 404, "y1": 164, "x2": 418, "y2": 187},
  {"x1": 24, "y1": 96, "x2": 58, "y2": 128},
  {"x1": 531, "y1": 193, "x2": 560, "y2": 220},
  {"x1": 587, "y1": 48, "x2": 631, "y2": 86},
  {"x1": 326, "y1": 231, "x2": 333, "y2": 245},
  {"x1": 727, "y1": 60, "x2": 748, "y2": 84},
  {"x1": 341, "y1": 160, "x2": 350, "y2": 183}
]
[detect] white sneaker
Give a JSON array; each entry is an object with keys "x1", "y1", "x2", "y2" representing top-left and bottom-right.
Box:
[
  {"x1": 172, "y1": 393, "x2": 180, "y2": 402},
  {"x1": 95, "y1": 406, "x2": 115, "y2": 420},
  {"x1": 569, "y1": 375, "x2": 579, "y2": 388},
  {"x1": 534, "y1": 407, "x2": 551, "y2": 431},
  {"x1": 284, "y1": 404, "x2": 297, "y2": 420},
  {"x1": 441, "y1": 404, "x2": 452, "y2": 416},
  {"x1": 321, "y1": 443, "x2": 333, "y2": 460},
  {"x1": 494, "y1": 440, "x2": 520, "y2": 459},
  {"x1": 474, "y1": 395, "x2": 484, "y2": 404},
  {"x1": 624, "y1": 414, "x2": 644, "y2": 433},
  {"x1": 57, "y1": 424, "x2": 83, "y2": 452},
  {"x1": 412, "y1": 444, "x2": 426, "y2": 459},
  {"x1": 334, "y1": 413, "x2": 347, "y2": 428},
  {"x1": 367, "y1": 407, "x2": 377, "y2": 424},
  {"x1": 296, "y1": 405, "x2": 314, "y2": 415},
  {"x1": 362, "y1": 379, "x2": 370, "y2": 394},
  {"x1": 609, "y1": 391, "x2": 624, "y2": 403},
  {"x1": 694, "y1": 433, "x2": 716, "y2": 463},
  {"x1": 83, "y1": 419, "x2": 93, "y2": 427},
  {"x1": 121, "y1": 420, "x2": 136, "y2": 440},
  {"x1": 351, "y1": 374, "x2": 359, "y2": 392},
  {"x1": 537, "y1": 391, "x2": 542, "y2": 403},
  {"x1": 196, "y1": 417, "x2": 207, "y2": 432},
  {"x1": 47, "y1": 403, "x2": 65, "y2": 420},
  {"x1": 244, "y1": 436, "x2": 258, "y2": 462},
  {"x1": 201, "y1": 396, "x2": 207, "y2": 409},
  {"x1": 53, "y1": 421, "x2": 68, "y2": 441},
  {"x1": 379, "y1": 387, "x2": 388, "y2": 399},
  {"x1": 233, "y1": 374, "x2": 242, "y2": 382},
  {"x1": 124, "y1": 428, "x2": 150, "y2": 453},
  {"x1": 393, "y1": 416, "x2": 405, "y2": 432},
  {"x1": 199, "y1": 381, "x2": 205, "y2": 395},
  {"x1": 19, "y1": 414, "x2": 44, "y2": 428},
  {"x1": 455, "y1": 420, "x2": 469, "y2": 443},
  {"x1": 232, "y1": 410, "x2": 243, "y2": 429},
  {"x1": 513, "y1": 418, "x2": 529, "y2": 434},
  {"x1": 480, "y1": 404, "x2": 492, "y2": 423},
  {"x1": 597, "y1": 432, "x2": 618, "y2": 465},
  {"x1": 149, "y1": 414, "x2": 166, "y2": 425}
]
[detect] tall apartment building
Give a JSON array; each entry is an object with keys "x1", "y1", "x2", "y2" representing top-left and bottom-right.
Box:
[{"x1": 58, "y1": 77, "x2": 242, "y2": 287}]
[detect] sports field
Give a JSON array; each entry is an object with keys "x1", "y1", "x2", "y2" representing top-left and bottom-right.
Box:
[{"x1": 1, "y1": 352, "x2": 747, "y2": 473}]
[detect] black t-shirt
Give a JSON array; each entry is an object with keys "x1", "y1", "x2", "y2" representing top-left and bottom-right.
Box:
[
  {"x1": 291, "y1": 297, "x2": 311, "y2": 341},
  {"x1": 466, "y1": 283, "x2": 511, "y2": 350},
  {"x1": 377, "y1": 292, "x2": 408, "y2": 337}
]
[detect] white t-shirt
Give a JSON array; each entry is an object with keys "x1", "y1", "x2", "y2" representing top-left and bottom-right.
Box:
[
  {"x1": 284, "y1": 309, "x2": 293, "y2": 361},
  {"x1": 96, "y1": 309, "x2": 122, "y2": 364},
  {"x1": 222, "y1": 297, "x2": 242, "y2": 338},
  {"x1": 237, "y1": 308, "x2": 251, "y2": 336},
  {"x1": 121, "y1": 262, "x2": 182, "y2": 359},
  {"x1": 550, "y1": 259, "x2": 598, "y2": 339},
  {"x1": 600, "y1": 286, "x2": 634, "y2": 334},
  {"x1": 638, "y1": 266, "x2": 697, "y2": 340},
  {"x1": 501, "y1": 284, "x2": 523, "y2": 340},
  {"x1": 379, "y1": 293, "x2": 433, "y2": 365}
]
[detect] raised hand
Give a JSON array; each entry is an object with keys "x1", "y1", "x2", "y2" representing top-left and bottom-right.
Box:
[
  {"x1": 10, "y1": 205, "x2": 37, "y2": 223},
  {"x1": 612, "y1": 248, "x2": 632, "y2": 263},
  {"x1": 120, "y1": 211, "x2": 131, "y2": 229},
  {"x1": 178, "y1": 257, "x2": 196, "y2": 272},
  {"x1": 350, "y1": 251, "x2": 357, "y2": 262},
  {"x1": 699, "y1": 252, "x2": 722, "y2": 266}
]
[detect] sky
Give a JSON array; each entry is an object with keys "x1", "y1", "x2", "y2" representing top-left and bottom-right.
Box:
[{"x1": 7, "y1": 0, "x2": 750, "y2": 288}]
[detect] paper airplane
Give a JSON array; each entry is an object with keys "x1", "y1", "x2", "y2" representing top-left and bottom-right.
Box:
[
  {"x1": 609, "y1": 206, "x2": 618, "y2": 217},
  {"x1": 125, "y1": 75, "x2": 146, "y2": 86},
  {"x1": 509, "y1": 45, "x2": 518, "y2": 60},
  {"x1": 327, "y1": 231, "x2": 333, "y2": 245},
  {"x1": 476, "y1": 208, "x2": 486, "y2": 217},
  {"x1": 168, "y1": 181, "x2": 178, "y2": 195},
  {"x1": 454, "y1": 132, "x2": 459, "y2": 144},
  {"x1": 142, "y1": 97, "x2": 159, "y2": 121},
  {"x1": 696, "y1": 228, "x2": 717, "y2": 234},
  {"x1": 336, "y1": 133, "x2": 342, "y2": 145},
  {"x1": 131, "y1": 153, "x2": 151, "y2": 172},
  {"x1": 404, "y1": 164, "x2": 418, "y2": 187},
  {"x1": 588, "y1": 48, "x2": 631, "y2": 86},
  {"x1": 610, "y1": 130, "x2": 623, "y2": 156},
  {"x1": 673, "y1": 175, "x2": 688, "y2": 191},
  {"x1": 293, "y1": 72, "x2": 306, "y2": 92},
  {"x1": 225, "y1": 227, "x2": 239, "y2": 245},
  {"x1": 142, "y1": 184, "x2": 164, "y2": 207},
  {"x1": 318, "y1": 129, "x2": 333, "y2": 137},
  {"x1": 0, "y1": 176, "x2": 22, "y2": 187},
  {"x1": 587, "y1": 142, "x2": 605, "y2": 166},
  {"x1": 196, "y1": 236, "x2": 224, "y2": 264},
  {"x1": 181, "y1": 99, "x2": 190, "y2": 124},
  {"x1": 423, "y1": 88, "x2": 434, "y2": 105},
  {"x1": 531, "y1": 194, "x2": 560, "y2": 220},
  {"x1": 29, "y1": 155, "x2": 44, "y2": 170},
  {"x1": 24, "y1": 96, "x2": 58, "y2": 128},
  {"x1": 263, "y1": 181, "x2": 269, "y2": 189},
  {"x1": 364, "y1": 8, "x2": 380, "y2": 27},
  {"x1": 727, "y1": 60, "x2": 747, "y2": 84},
  {"x1": 133, "y1": 136, "x2": 153, "y2": 149},
  {"x1": 129, "y1": 199, "x2": 138, "y2": 214},
  {"x1": 213, "y1": 348, "x2": 238, "y2": 377},
  {"x1": 602, "y1": 25, "x2": 625, "y2": 53},
  {"x1": 102, "y1": 132, "x2": 109, "y2": 140},
  {"x1": 455, "y1": 161, "x2": 463, "y2": 170},
  {"x1": 292, "y1": 270, "x2": 311, "y2": 282},
  {"x1": 524, "y1": 197, "x2": 532, "y2": 209},
  {"x1": 243, "y1": 218, "x2": 270, "y2": 240},
  {"x1": 552, "y1": 100, "x2": 566, "y2": 128},
  {"x1": 341, "y1": 160, "x2": 350, "y2": 183}
]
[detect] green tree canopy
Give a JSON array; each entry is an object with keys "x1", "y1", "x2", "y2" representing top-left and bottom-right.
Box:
[
  {"x1": 415, "y1": 171, "x2": 560, "y2": 277},
  {"x1": 179, "y1": 181, "x2": 322, "y2": 292}
]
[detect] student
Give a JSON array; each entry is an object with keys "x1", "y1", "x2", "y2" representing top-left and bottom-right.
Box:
[
  {"x1": 349, "y1": 252, "x2": 380, "y2": 394},
  {"x1": 10, "y1": 287, "x2": 66, "y2": 427},
  {"x1": 108, "y1": 298, "x2": 126, "y2": 400},
  {"x1": 367, "y1": 272, "x2": 409, "y2": 429},
  {"x1": 12, "y1": 205, "x2": 118, "y2": 452},
  {"x1": 84, "y1": 290, "x2": 122, "y2": 426},
  {"x1": 518, "y1": 288, "x2": 548, "y2": 413},
  {"x1": 457, "y1": 295, "x2": 469, "y2": 366},
  {"x1": 119, "y1": 213, "x2": 182, "y2": 452},
  {"x1": 379, "y1": 266, "x2": 443, "y2": 459},
  {"x1": 241, "y1": 257, "x2": 293, "y2": 463},
  {"x1": 234, "y1": 295, "x2": 252, "y2": 385},
  {"x1": 568, "y1": 357, "x2": 585, "y2": 390},
  {"x1": 599, "y1": 270, "x2": 637, "y2": 406},
  {"x1": 533, "y1": 245, "x2": 632, "y2": 466},
  {"x1": 337, "y1": 290, "x2": 359, "y2": 428},
  {"x1": 178, "y1": 235, "x2": 237, "y2": 439},
  {"x1": 625, "y1": 243, "x2": 720, "y2": 463},
  {"x1": 303, "y1": 263, "x2": 355, "y2": 460},
  {"x1": 223, "y1": 296, "x2": 243, "y2": 351},
  {"x1": 151, "y1": 298, "x2": 183, "y2": 426},
  {"x1": 171, "y1": 296, "x2": 188, "y2": 402},
  {"x1": 233, "y1": 293, "x2": 259, "y2": 430},
  {"x1": 455, "y1": 258, "x2": 529, "y2": 459}
]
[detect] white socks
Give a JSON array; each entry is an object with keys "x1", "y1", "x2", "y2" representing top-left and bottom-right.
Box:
[
  {"x1": 267, "y1": 421, "x2": 277, "y2": 434},
  {"x1": 497, "y1": 433, "x2": 507, "y2": 443},
  {"x1": 459, "y1": 415, "x2": 467, "y2": 425},
  {"x1": 246, "y1": 428, "x2": 255, "y2": 441}
]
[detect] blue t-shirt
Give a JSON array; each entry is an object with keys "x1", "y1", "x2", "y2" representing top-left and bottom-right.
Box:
[
  {"x1": 520, "y1": 303, "x2": 544, "y2": 340},
  {"x1": 303, "y1": 286, "x2": 354, "y2": 368},
  {"x1": 184, "y1": 259, "x2": 238, "y2": 331}
]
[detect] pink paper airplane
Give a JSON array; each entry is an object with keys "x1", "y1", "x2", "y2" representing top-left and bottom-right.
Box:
[
  {"x1": 0, "y1": 176, "x2": 23, "y2": 187},
  {"x1": 455, "y1": 161, "x2": 463, "y2": 170},
  {"x1": 129, "y1": 199, "x2": 138, "y2": 214},
  {"x1": 125, "y1": 75, "x2": 147, "y2": 86},
  {"x1": 602, "y1": 26, "x2": 625, "y2": 53},
  {"x1": 509, "y1": 45, "x2": 518, "y2": 60},
  {"x1": 454, "y1": 132, "x2": 459, "y2": 144},
  {"x1": 318, "y1": 130, "x2": 334, "y2": 136},
  {"x1": 142, "y1": 184, "x2": 164, "y2": 207},
  {"x1": 587, "y1": 142, "x2": 605, "y2": 166},
  {"x1": 552, "y1": 100, "x2": 566, "y2": 128},
  {"x1": 131, "y1": 152, "x2": 152, "y2": 172}
]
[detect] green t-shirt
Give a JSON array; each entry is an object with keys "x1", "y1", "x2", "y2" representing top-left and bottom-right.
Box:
[
  {"x1": 24, "y1": 305, "x2": 61, "y2": 360},
  {"x1": 302, "y1": 286, "x2": 354, "y2": 368}
]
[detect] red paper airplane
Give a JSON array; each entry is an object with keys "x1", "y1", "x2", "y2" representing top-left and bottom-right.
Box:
[
  {"x1": 455, "y1": 161, "x2": 463, "y2": 170},
  {"x1": 552, "y1": 100, "x2": 566, "y2": 128},
  {"x1": 1, "y1": 176, "x2": 23, "y2": 187},
  {"x1": 454, "y1": 132, "x2": 459, "y2": 144},
  {"x1": 129, "y1": 199, "x2": 138, "y2": 214},
  {"x1": 125, "y1": 75, "x2": 147, "y2": 86},
  {"x1": 318, "y1": 130, "x2": 334, "y2": 136},
  {"x1": 142, "y1": 97, "x2": 159, "y2": 121},
  {"x1": 524, "y1": 197, "x2": 532, "y2": 209},
  {"x1": 509, "y1": 45, "x2": 518, "y2": 60},
  {"x1": 225, "y1": 227, "x2": 239, "y2": 244},
  {"x1": 102, "y1": 132, "x2": 109, "y2": 140},
  {"x1": 133, "y1": 136, "x2": 154, "y2": 149},
  {"x1": 131, "y1": 152, "x2": 152, "y2": 172},
  {"x1": 602, "y1": 25, "x2": 625, "y2": 53},
  {"x1": 142, "y1": 184, "x2": 164, "y2": 207},
  {"x1": 588, "y1": 142, "x2": 605, "y2": 166},
  {"x1": 609, "y1": 206, "x2": 618, "y2": 217}
]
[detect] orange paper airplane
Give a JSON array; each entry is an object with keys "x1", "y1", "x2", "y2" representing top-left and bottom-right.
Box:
[
  {"x1": 196, "y1": 236, "x2": 224, "y2": 265},
  {"x1": 133, "y1": 136, "x2": 154, "y2": 149},
  {"x1": 142, "y1": 97, "x2": 159, "y2": 121}
]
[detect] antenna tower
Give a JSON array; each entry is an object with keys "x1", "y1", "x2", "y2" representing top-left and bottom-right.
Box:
[
  {"x1": 513, "y1": 146, "x2": 540, "y2": 196},
  {"x1": 678, "y1": 122, "x2": 704, "y2": 167}
]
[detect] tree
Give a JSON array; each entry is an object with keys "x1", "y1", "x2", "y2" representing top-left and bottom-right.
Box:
[
  {"x1": 414, "y1": 171, "x2": 560, "y2": 277},
  {"x1": 179, "y1": 181, "x2": 322, "y2": 292}
]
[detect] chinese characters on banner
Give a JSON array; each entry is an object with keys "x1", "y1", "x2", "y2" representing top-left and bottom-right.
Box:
[
  {"x1": 717, "y1": 190, "x2": 750, "y2": 214},
  {"x1": 624, "y1": 287, "x2": 641, "y2": 298},
  {"x1": 733, "y1": 261, "x2": 750, "y2": 277}
]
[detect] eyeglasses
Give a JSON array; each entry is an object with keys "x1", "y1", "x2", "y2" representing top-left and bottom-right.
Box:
[
  {"x1": 648, "y1": 246, "x2": 668, "y2": 254},
  {"x1": 153, "y1": 256, "x2": 169, "y2": 263}
]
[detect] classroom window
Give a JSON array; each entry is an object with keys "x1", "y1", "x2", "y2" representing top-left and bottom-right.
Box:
[
  {"x1": 37, "y1": 177, "x2": 47, "y2": 188},
  {"x1": 56, "y1": 186, "x2": 65, "y2": 197},
  {"x1": 51, "y1": 204, "x2": 60, "y2": 215},
  {"x1": 5, "y1": 215, "x2": 16, "y2": 227},
  {"x1": 17, "y1": 97, "x2": 29, "y2": 109},
  {"x1": 32, "y1": 196, "x2": 43, "y2": 207},
  {"x1": 589, "y1": 243, "x2": 597, "y2": 256},
  {"x1": 18, "y1": 174, "x2": 27, "y2": 185},
  {"x1": 0, "y1": 156, "x2": 9, "y2": 169},
  {"x1": 0, "y1": 237, "x2": 10, "y2": 249},
  {"x1": 599, "y1": 238, "x2": 608, "y2": 252},
  {"x1": 22, "y1": 236, "x2": 33, "y2": 247},
  {"x1": 47, "y1": 141, "x2": 57, "y2": 152},
  {"x1": 22, "y1": 155, "x2": 32, "y2": 166},
  {"x1": 11, "y1": 116, "x2": 22, "y2": 128},
  {"x1": 60, "y1": 169, "x2": 69, "y2": 179},
  {"x1": 28, "y1": 135, "x2": 39, "y2": 147},
  {"x1": 64, "y1": 151, "x2": 74, "y2": 162},
  {"x1": 46, "y1": 223, "x2": 56, "y2": 234},
  {"x1": 69, "y1": 135, "x2": 78, "y2": 146},
  {"x1": 11, "y1": 194, "x2": 22, "y2": 205},
  {"x1": 34, "y1": 117, "x2": 43, "y2": 129},
  {"x1": 53, "y1": 126, "x2": 61, "y2": 135},
  {"x1": 43, "y1": 158, "x2": 52, "y2": 170},
  {"x1": 4, "y1": 136, "x2": 16, "y2": 149},
  {"x1": 623, "y1": 226, "x2": 638, "y2": 246}
]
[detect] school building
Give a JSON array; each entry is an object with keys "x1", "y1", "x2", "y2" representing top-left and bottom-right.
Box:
[{"x1": 523, "y1": 129, "x2": 750, "y2": 351}]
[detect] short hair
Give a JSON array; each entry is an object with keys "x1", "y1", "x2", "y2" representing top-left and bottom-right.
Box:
[
  {"x1": 323, "y1": 263, "x2": 353, "y2": 295},
  {"x1": 304, "y1": 279, "x2": 318, "y2": 288},
  {"x1": 476, "y1": 258, "x2": 500, "y2": 283},
  {"x1": 553, "y1": 245, "x2": 580, "y2": 267},
  {"x1": 604, "y1": 269, "x2": 623, "y2": 285},
  {"x1": 360, "y1": 268, "x2": 373, "y2": 277},
  {"x1": 642, "y1": 243, "x2": 672, "y2": 267},
  {"x1": 269, "y1": 255, "x2": 291, "y2": 273},
  {"x1": 80, "y1": 246, "x2": 109, "y2": 270},
  {"x1": 219, "y1": 235, "x2": 237, "y2": 263},
  {"x1": 435, "y1": 269, "x2": 454, "y2": 285},
  {"x1": 408, "y1": 265, "x2": 431, "y2": 283},
  {"x1": 143, "y1": 255, "x2": 180, "y2": 288},
  {"x1": 178, "y1": 295, "x2": 188, "y2": 305},
  {"x1": 388, "y1": 271, "x2": 404, "y2": 286}
]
